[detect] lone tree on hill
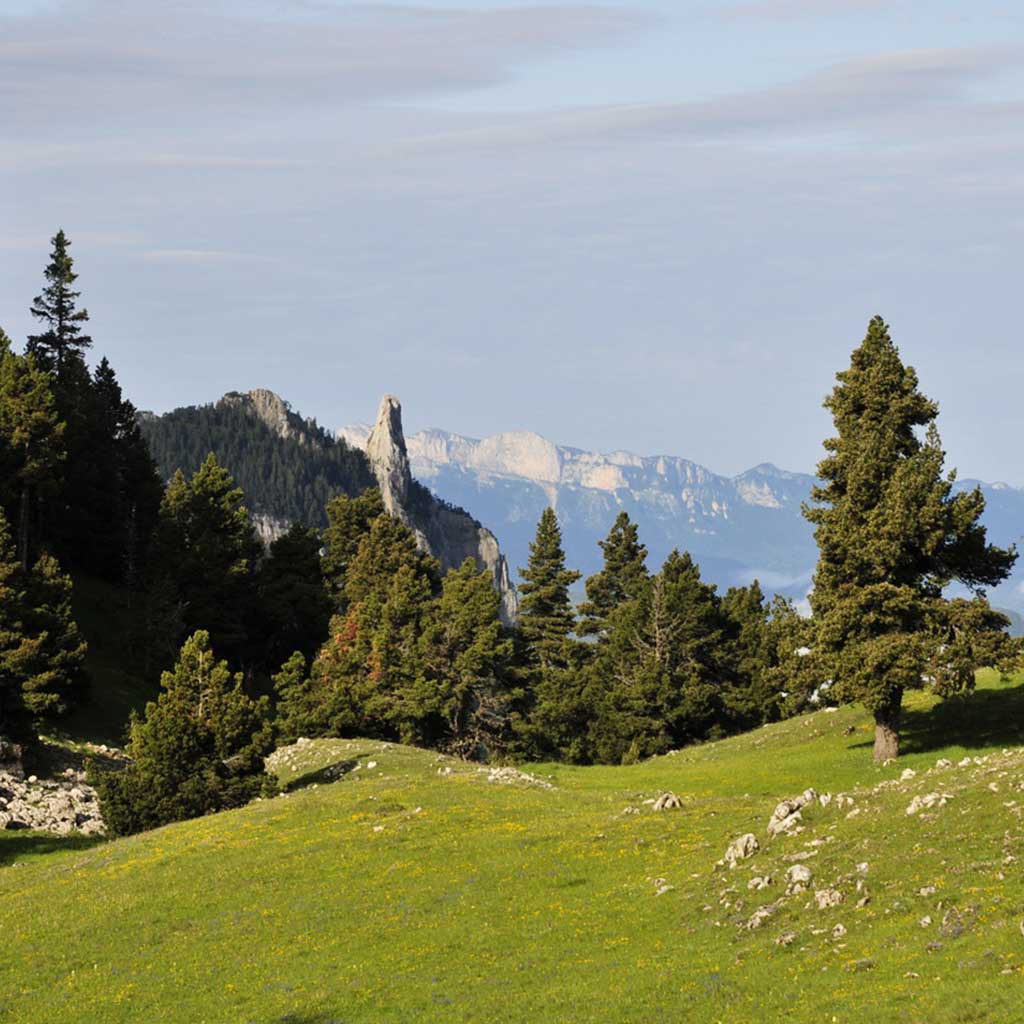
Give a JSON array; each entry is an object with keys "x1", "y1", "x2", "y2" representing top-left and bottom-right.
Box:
[
  {"x1": 26, "y1": 229, "x2": 93, "y2": 378},
  {"x1": 805, "y1": 316, "x2": 1017, "y2": 761}
]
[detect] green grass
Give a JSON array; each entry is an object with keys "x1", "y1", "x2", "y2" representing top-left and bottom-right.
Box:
[{"x1": 3, "y1": 672, "x2": 1024, "y2": 1023}]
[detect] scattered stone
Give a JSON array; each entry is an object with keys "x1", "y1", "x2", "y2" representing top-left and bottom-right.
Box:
[
  {"x1": 940, "y1": 906, "x2": 975, "y2": 939},
  {"x1": 935, "y1": 759, "x2": 952, "y2": 769},
  {"x1": 831, "y1": 923, "x2": 847, "y2": 939},
  {"x1": 747, "y1": 876, "x2": 772, "y2": 891},
  {"x1": 620, "y1": 806, "x2": 640, "y2": 816},
  {"x1": 767, "y1": 788, "x2": 818, "y2": 837},
  {"x1": 920, "y1": 916, "x2": 933, "y2": 928},
  {"x1": 847, "y1": 959, "x2": 875, "y2": 973},
  {"x1": 918, "y1": 885, "x2": 937, "y2": 897},
  {"x1": 785, "y1": 864, "x2": 813, "y2": 894},
  {"x1": 856, "y1": 896, "x2": 872, "y2": 909},
  {"x1": 815, "y1": 889, "x2": 844, "y2": 910},
  {"x1": 906, "y1": 793, "x2": 952, "y2": 816},
  {"x1": 653, "y1": 791, "x2": 683, "y2": 811},
  {"x1": 482, "y1": 766, "x2": 554, "y2": 789},
  {"x1": 744, "y1": 904, "x2": 776, "y2": 929},
  {"x1": 900, "y1": 768, "x2": 917, "y2": 782},
  {"x1": 776, "y1": 930, "x2": 798, "y2": 947},
  {"x1": 723, "y1": 833, "x2": 760, "y2": 868},
  {"x1": 366, "y1": 761, "x2": 378, "y2": 770}
]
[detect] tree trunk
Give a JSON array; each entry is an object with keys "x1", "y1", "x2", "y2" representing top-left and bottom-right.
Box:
[{"x1": 873, "y1": 704, "x2": 901, "y2": 762}]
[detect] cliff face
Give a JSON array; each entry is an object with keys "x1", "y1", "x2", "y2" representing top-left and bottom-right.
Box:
[{"x1": 361, "y1": 397, "x2": 519, "y2": 625}]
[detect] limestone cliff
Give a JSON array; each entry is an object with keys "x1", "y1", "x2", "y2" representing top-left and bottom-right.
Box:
[{"x1": 362, "y1": 396, "x2": 518, "y2": 624}]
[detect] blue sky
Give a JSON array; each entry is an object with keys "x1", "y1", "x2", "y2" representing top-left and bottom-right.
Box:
[{"x1": 3, "y1": 0, "x2": 1024, "y2": 480}]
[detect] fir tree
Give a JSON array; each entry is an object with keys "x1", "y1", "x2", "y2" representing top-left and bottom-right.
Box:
[
  {"x1": 93, "y1": 631, "x2": 276, "y2": 836},
  {"x1": 257, "y1": 524, "x2": 332, "y2": 670},
  {"x1": 0, "y1": 346, "x2": 64, "y2": 568},
  {"x1": 719, "y1": 581, "x2": 775, "y2": 728},
  {"x1": 805, "y1": 316, "x2": 1017, "y2": 760},
  {"x1": 20, "y1": 552, "x2": 88, "y2": 721},
  {"x1": 150, "y1": 454, "x2": 261, "y2": 662},
  {"x1": 321, "y1": 489, "x2": 385, "y2": 610},
  {"x1": 588, "y1": 550, "x2": 728, "y2": 762},
  {"x1": 417, "y1": 558, "x2": 514, "y2": 758},
  {"x1": 518, "y1": 508, "x2": 581, "y2": 672},
  {"x1": 26, "y1": 229, "x2": 92, "y2": 378},
  {"x1": 0, "y1": 510, "x2": 39, "y2": 740},
  {"x1": 578, "y1": 511, "x2": 648, "y2": 640}
]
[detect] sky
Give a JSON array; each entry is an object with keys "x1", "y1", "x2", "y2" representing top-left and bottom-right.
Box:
[{"x1": 3, "y1": 0, "x2": 1024, "y2": 481}]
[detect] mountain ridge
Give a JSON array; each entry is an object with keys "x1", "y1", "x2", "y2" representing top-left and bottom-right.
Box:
[{"x1": 340, "y1": 422, "x2": 1024, "y2": 614}]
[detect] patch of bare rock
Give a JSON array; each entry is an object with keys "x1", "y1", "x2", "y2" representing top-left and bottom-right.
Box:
[{"x1": 0, "y1": 769, "x2": 104, "y2": 836}]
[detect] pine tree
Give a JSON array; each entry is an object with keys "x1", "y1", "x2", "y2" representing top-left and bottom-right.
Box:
[
  {"x1": 0, "y1": 346, "x2": 65, "y2": 568},
  {"x1": 578, "y1": 511, "x2": 648, "y2": 639},
  {"x1": 26, "y1": 229, "x2": 92, "y2": 378},
  {"x1": 587, "y1": 550, "x2": 728, "y2": 762},
  {"x1": 417, "y1": 558, "x2": 514, "y2": 758},
  {"x1": 20, "y1": 552, "x2": 88, "y2": 720},
  {"x1": 0, "y1": 510, "x2": 39, "y2": 741},
  {"x1": 518, "y1": 508, "x2": 581, "y2": 671},
  {"x1": 150, "y1": 454, "x2": 261, "y2": 662},
  {"x1": 92, "y1": 630, "x2": 276, "y2": 836},
  {"x1": 805, "y1": 316, "x2": 1017, "y2": 760},
  {"x1": 257, "y1": 523, "x2": 332, "y2": 670},
  {"x1": 719, "y1": 580, "x2": 774, "y2": 728},
  {"x1": 321, "y1": 488, "x2": 385, "y2": 610}
]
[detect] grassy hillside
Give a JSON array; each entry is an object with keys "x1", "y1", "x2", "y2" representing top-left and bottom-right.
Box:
[{"x1": 3, "y1": 673, "x2": 1024, "y2": 1023}]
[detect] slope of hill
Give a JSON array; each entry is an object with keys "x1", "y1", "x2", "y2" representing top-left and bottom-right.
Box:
[
  {"x1": 3, "y1": 672, "x2": 1023, "y2": 1023},
  {"x1": 339, "y1": 424, "x2": 1024, "y2": 611}
]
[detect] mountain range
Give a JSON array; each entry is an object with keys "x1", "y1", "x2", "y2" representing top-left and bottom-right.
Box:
[{"x1": 340, "y1": 421, "x2": 1024, "y2": 618}]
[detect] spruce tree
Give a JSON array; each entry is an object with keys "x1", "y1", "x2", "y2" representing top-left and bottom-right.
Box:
[
  {"x1": 584, "y1": 550, "x2": 731, "y2": 763},
  {"x1": 0, "y1": 510, "x2": 38, "y2": 740},
  {"x1": 26, "y1": 229, "x2": 92, "y2": 378},
  {"x1": 417, "y1": 558, "x2": 514, "y2": 757},
  {"x1": 578, "y1": 511, "x2": 648, "y2": 639},
  {"x1": 806, "y1": 316, "x2": 1017, "y2": 760},
  {"x1": 20, "y1": 552, "x2": 88, "y2": 720},
  {"x1": 321, "y1": 488, "x2": 386, "y2": 610},
  {"x1": 150, "y1": 454, "x2": 261, "y2": 662},
  {"x1": 518, "y1": 508, "x2": 581, "y2": 671},
  {"x1": 0, "y1": 346, "x2": 64, "y2": 568},
  {"x1": 93, "y1": 631, "x2": 276, "y2": 836},
  {"x1": 257, "y1": 524, "x2": 332, "y2": 670}
]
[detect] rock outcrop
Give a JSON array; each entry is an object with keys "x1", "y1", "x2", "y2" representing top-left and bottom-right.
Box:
[
  {"x1": 361, "y1": 396, "x2": 518, "y2": 624},
  {"x1": 0, "y1": 769, "x2": 105, "y2": 836}
]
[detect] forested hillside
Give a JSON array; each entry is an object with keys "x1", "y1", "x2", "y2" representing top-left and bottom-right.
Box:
[{"x1": 139, "y1": 392, "x2": 375, "y2": 529}]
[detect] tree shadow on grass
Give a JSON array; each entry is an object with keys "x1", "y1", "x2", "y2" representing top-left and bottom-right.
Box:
[
  {"x1": 283, "y1": 759, "x2": 358, "y2": 794},
  {"x1": 852, "y1": 681, "x2": 1024, "y2": 756},
  {"x1": 0, "y1": 831, "x2": 105, "y2": 868}
]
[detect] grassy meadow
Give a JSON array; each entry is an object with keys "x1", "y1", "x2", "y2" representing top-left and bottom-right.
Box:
[{"x1": 3, "y1": 671, "x2": 1024, "y2": 1023}]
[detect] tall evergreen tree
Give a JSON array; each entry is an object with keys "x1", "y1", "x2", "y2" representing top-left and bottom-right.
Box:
[
  {"x1": 417, "y1": 558, "x2": 515, "y2": 758},
  {"x1": 150, "y1": 454, "x2": 261, "y2": 663},
  {"x1": 0, "y1": 510, "x2": 38, "y2": 741},
  {"x1": 518, "y1": 508, "x2": 581, "y2": 671},
  {"x1": 805, "y1": 316, "x2": 1017, "y2": 760},
  {"x1": 20, "y1": 553, "x2": 88, "y2": 721},
  {"x1": 0, "y1": 346, "x2": 64, "y2": 568},
  {"x1": 257, "y1": 523, "x2": 332, "y2": 670},
  {"x1": 26, "y1": 229, "x2": 92, "y2": 378},
  {"x1": 578, "y1": 511, "x2": 648, "y2": 639},
  {"x1": 321, "y1": 488, "x2": 386, "y2": 610},
  {"x1": 589, "y1": 550, "x2": 729, "y2": 762}
]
